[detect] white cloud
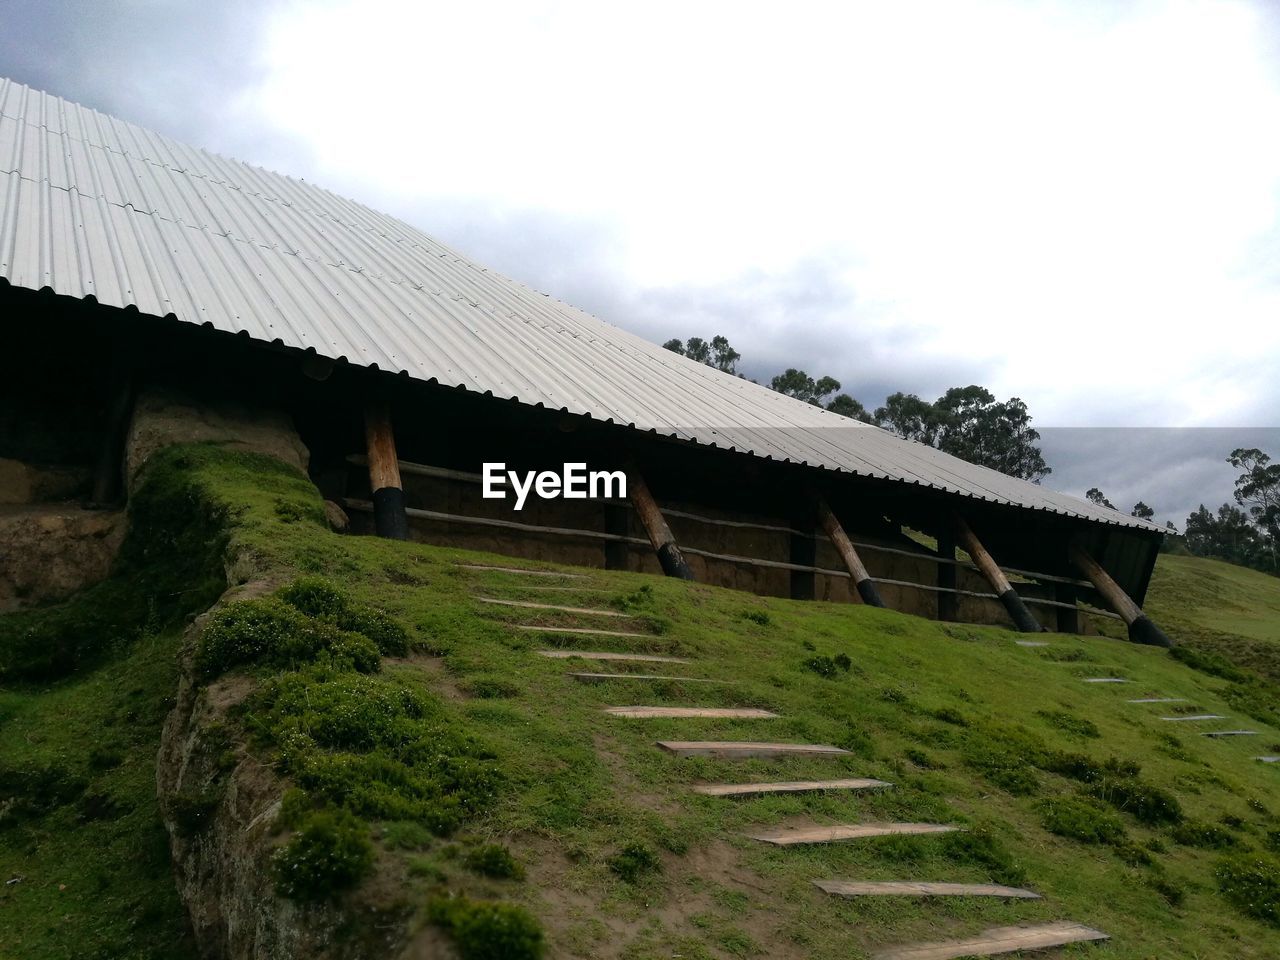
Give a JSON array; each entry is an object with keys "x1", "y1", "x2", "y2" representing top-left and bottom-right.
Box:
[{"x1": 249, "y1": 0, "x2": 1280, "y2": 427}]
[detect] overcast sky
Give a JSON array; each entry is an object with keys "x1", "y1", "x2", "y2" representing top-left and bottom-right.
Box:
[{"x1": 3, "y1": 0, "x2": 1278, "y2": 525}]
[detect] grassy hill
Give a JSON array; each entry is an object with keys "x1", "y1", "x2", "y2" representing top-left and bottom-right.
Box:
[{"x1": 2, "y1": 446, "x2": 1278, "y2": 959}]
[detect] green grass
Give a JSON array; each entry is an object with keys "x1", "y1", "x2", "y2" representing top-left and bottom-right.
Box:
[{"x1": 2, "y1": 445, "x2": 1279, "y2": 958}]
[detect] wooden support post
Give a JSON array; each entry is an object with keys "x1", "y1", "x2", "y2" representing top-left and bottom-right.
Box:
[
  {"x1": 91, "y1": 362, "x2": 136, "y2": 506},
  {"x1": 936, "y1": 531, "x2": 957, "y2": 621},
  {"x1": 364, "y1": 398, "x2": 408, "y2": 540},
  {"x1": 1054, "y1": 582, "x2": 1080, "y2": 634},
  {"x1": 814, "y1": 495, "x2": 885, "y2": 607},
  {"x1": 627, "y1": 471, "x2": 694, "y2": 579},
  {"x1": 790, "y1": 521, "x2": 816, "y2": 601},
  {"x1": 603, "y1": 503, "x2": 630, "y2": 570},
  {"x1": 1069, "y1": 542, "x2": 1171, "y2": 647},
  {"x1": 952, "y1": 514, "x2": 1042, "y2": 632}
]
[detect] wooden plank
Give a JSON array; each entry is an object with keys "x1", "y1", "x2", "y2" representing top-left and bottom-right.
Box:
[
  {"x1": 749, "y1": 823, "x2": 958, "y2": 845},
  {"x1": 658, "y1": 741, "x2": 848, "y2": 758},
  {"x1": 514, "y1": 624, "x2": 651, "y2": 638},
  {"x1": 694, "y1": 779, "x2": 891, "y2": 796},
  {"x1": 570, "y1": 672, "x2": 724, "y2": 684},
  {"x1": 605, "y1": 706, "x2": 777, "y2": 719},
  {"x1": 477, "y1": 597, "x2": 629, "y2": 617},
  {"x1": 1083, "y1": 678, "x2": 1130, "y2": 683},
  {"x1": 537, "y1": 650, "x2": 689, "y2": 664},
  {"x1": 1127, "y1": 697, "x2": 1187, "y2": 703},
  {"x1": 1161, "y1": 715, "x2": 1226, "y2": 722},
  {"x1": 1015, "y1": 641, "x2": 1050, "y2": 647},
  {"x1": 873, "y1": 921, "x2": 1109, "y2": 960},
  {"x1": 629, "y1": 470, "x2": 694, "y2": 580},
  {"x1": 1201, "y1": 730, "x2": 1259, "y2": 737},
  {"x1": 1070, "y1": 542, "x2": 1171, "y2": 646},
  {"x1": 458, "y1": 563, "x2": 585, "y2": 578},
  {"x1": 815, "y1": 880, "x2": 1040, "y2": 899},
  {"x1": 1256, "y1": 756, "x2": 1280, "y2": 763}
]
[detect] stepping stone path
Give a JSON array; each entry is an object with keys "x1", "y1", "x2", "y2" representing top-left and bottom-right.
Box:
[
  {"x1": 604, "y1": 706, "x2": 777, "y2": 719},
  {"x1": 1127, "y1": 697, "x2": 1187, "y2": 703},
  {"x1": 479, "y1": 557, "x2": 1108, "y2": 958},
  {"x1": 458, "y1": 563, "x2": 584, "y2": 577},
  {"x1": 693, "y1": 779, "x2": 890, "y2": 797},
  {"x1": 1202, "y1": 730, "x2": 1259, "y2": 737},
  {"x1": 537, "y1": 650, "x2": 689, "y2": 664},
  {"x1": 749, "y1": 823, "x2": 958, "y2": 845},
  {"x1": 658, "y1": 740, "x2": 849, "y2": 758},
  {"x1": 515, "y1": 623, "x2": 651, "y2": 638},
  {"x1": 815, "y1": 880, "x2": 1041, "y2": 900},
  {"x1": 570, "y1": 672, "x2": 725, "y2": 685},
  {"x1": 478, "y1": 597, "x2": 630, "y2": 617},
  {"x1": 873, "y1": 921, "x2": 1109, "y2": 960},
  {"x1": 1161, "y1": 715, "x2": 1226, "y2": 722}
]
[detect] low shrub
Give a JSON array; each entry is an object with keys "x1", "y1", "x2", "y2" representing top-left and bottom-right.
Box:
[
  {"x1": 1172, "y1": 819, "x2": 1238, "y2": 849},
  {"x1": 740, "y1": 610, "x2": 771, "y2": 626},
  {"x1": 272, "y1": 808, "x2": 374, "y2": 901},
  {"x1": 464, "y1": 844, "x2": 525, "y2": 880},
  {"x1": 802, "y1": 655, "x2": 849, "y2": 679},
  {"x1": 1035, "y1": 710, "x2": 1100, "y2": 739},
  {"x1": 1216, "y1": 854, "x2": 1280, "y2": 927},
  {"x1": 608, "y1": 842, "x2": 661, "y2": 882},
  {"x1": 463, "y1": 677, "x2": 522, "y2": 699},
  {"x1": 962, "y1": 744, "x2": 1040, "y2": 796},
  {"x1": 940, "y1": 827, "x2": 1026, "y2": 885},
  {"x1": 904, "y1": 747, "x2": 943, "y2": 769},
  {"x1": 1147, "y1": 873, "x2": 1187, "y2": 907},
  {"x1": 1038, "y1": 796, "x2": 1126, "y2": 845},
  {"x1": 278, "y1": 577, "x2": 410, "y2": 656},
  {"x1": 428, "y1": 895, "x2": 545, "y2": 960},
  {"x1": 931, "y1": 707, "x2": 969, "y2": 727}
]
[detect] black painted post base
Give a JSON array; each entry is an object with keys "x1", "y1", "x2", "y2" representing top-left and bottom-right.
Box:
[
  {"x1": 999, "y1": 589, "x2": 1044, "y2": 633},
  {"x1": 656, "y1": 542, "x2": 695, "y2": 580},
  {"x1": 855, "y1": 578, "x2": 886, "y2": 608},
  {"x1": 1128, "y1": 615, "x2": 1173, "y2": 648},
  {"x1": 371, "y1": 486, "x2": 410, "y2": 541}
]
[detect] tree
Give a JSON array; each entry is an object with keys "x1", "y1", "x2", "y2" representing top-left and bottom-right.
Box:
[
  {"x1": 1227, "y1": 448, "x2": 1279, "y2": 569},
  {"x1": 1086, "y1": 488, "x2": 1117, "y2": 510},
  {"x1": 825, "y1": 393, "x2": 875, "y2": 423},
  {"x1": 875, "y1": 386, "x2": 1050, "y2": 482},
  {"x1": 873, "y1": 392, "x2": 944, "y2": 445},
  {"x1": 1131, "y1": 501, "x2": 1154, "y2": 520},
  {"x1": 662, "y1": 334, "x2": 740, "y2": 374},
  {"x1": 769, "y1": 369, "x2": 842, "y2": 405},
  {"x1": 1183, "y1": 503, "x2": 1264, "y2": 568}
]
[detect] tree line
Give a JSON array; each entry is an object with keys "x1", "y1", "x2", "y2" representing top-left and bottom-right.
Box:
[
  {"x1": 662, "y1": 333, "x2": 1049, "y2": 482},
  {"x1": 1086, "y1": 449, "x2": 1279, "y2": 575},
  {"x1": 664, "y1": 332, "x2": 1278, "y2": 577}
]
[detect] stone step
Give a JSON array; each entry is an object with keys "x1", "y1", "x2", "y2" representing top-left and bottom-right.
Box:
[
  {"x1": 516, "y1": 624, "x2": 651, "y2": 638},
  {"x1": 872, "y1": 921, "x2": 1109, "y2": 960},
  {"x1": 659, "y1": 741, "x2": 849, "y2": 758},
  {"x1": 458, "y1": 563, "x2": 584, "y2": 578},
  {"x1": 1201, "y1": 730, "x2": 1259, "y2": 737},
  {"x1": 478, "y1": 597, "x2": 629, "y2": 617},
  {"x1": 1161, "y1": 714, "x2": 1226, "y2": 722},
  {"x1": 748, "y1": 823, "x2": 958, "y2": 845},
  {"x1": 604, "y1": 706, "x2": 777, "y2": 719},
  {"x1": 694, "y1": 778, "x2": 891, "y2": 797},
  {"x1": 1082, "y1": 677, "x2": 1130, "y2": 683},
  {"x1": 570, "y1": 672, "x2": 725, "y2": 685},
  {"x1": 537, "y1": 650, "x2": 689, "y2": 664},
  {"x1": 815, "y1": 880, "x2": 1040, "y2": 899},
  {"x1": 1127, "y1": 697, "x2": 1187, "y2": 703}
]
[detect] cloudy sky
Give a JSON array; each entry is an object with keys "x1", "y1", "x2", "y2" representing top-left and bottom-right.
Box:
[{"x1": 3, "y1": 0, "x2": 1277, "y2": 524}]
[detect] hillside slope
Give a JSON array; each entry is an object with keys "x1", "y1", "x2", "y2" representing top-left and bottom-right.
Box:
[{"x1": 2, "y1": 448, "x2": 1278, "y2": 959}]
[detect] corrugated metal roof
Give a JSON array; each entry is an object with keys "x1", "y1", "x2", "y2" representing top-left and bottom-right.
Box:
[{"x1": 0, "y1": 77, "x2": 1161, "y2": 533}]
